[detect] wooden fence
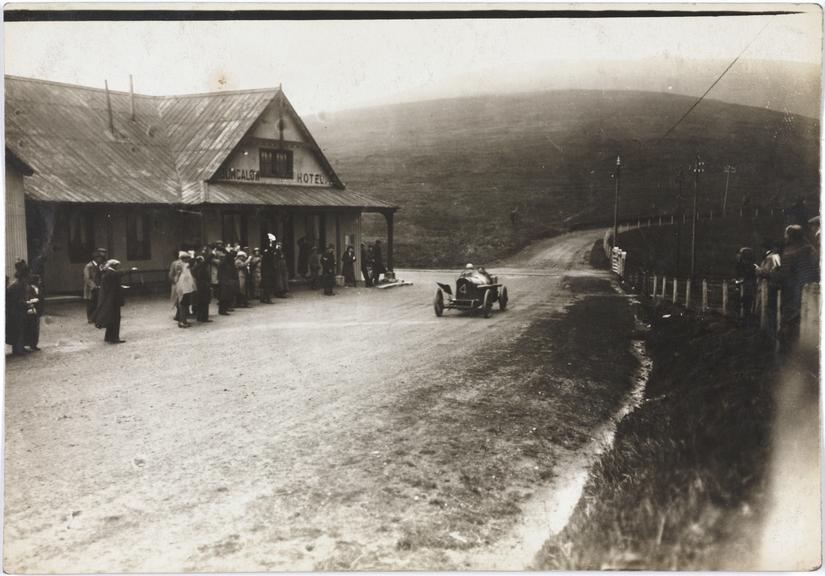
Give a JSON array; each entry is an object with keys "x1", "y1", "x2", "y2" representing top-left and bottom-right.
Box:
[{"x1": 620, "y1": 268, "x2": 820, "y2": 353}]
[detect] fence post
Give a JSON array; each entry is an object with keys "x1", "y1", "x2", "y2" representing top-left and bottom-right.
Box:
[
  {"x1": 685, "y1": 279, "x2": 691, "y2": 309},
  {"x1": 759, "y1": 279, "x2": 768, "y2": 330},
  {"x1": 662, "y1": 276, "x2": 668, "y2": 297},
  {"x1": 637, "y1": 217, "x2": 641, "y2": 228},
  {"x1": 670, "y1": 214, "x2": 675, "y2": 225},
  {"x1": 739, "y1": 283, "x2": 745, "y2": 318},
  {"x1": 702, "y1": 279, "x2": 708, "y2": 312},
  {"x1": 653, "y1": 275, "x2": 658, "y2": 298},
  {"x1": 776, "y1": 289, "x2": 782, "y2": 337},
  {"x1": 672, "y1": 277, "x2": 678, "y2": 303},
  {"x1": 722, "y1": 281, "x2": 728, "y2": 316}
]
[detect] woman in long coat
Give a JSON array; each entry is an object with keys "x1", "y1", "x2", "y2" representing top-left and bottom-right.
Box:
[
  {"x1": 93, "y1": 260, "x2": 132, "y2": 343},
  {"x1": 273, "y1": 244, "x2": 290, "y2": 298},
  {"x1": 248, "y1": 248, "x2": 262, "y2": 299},
  {"x1": 320, "y1": 245, "x2": 336, "y2": 296},
  {"x1": 260, "y1": 247, "x2": 275, "y2": 304},
  {"x1": 6, "y1": 260, "x2": 30, "y2": 355},
  {"x1": 235, "y1": 251, "x2": 250, "y2": 308},
  {"x1": 171, "y1": 254, "x2": 196, "y2": 328},
  {"x1": 191, "y1": 254, "x2": 212, "y2": 323},
  {"x1": 217, "y1": 252, "x2": 237, "y2": 315},
  {"x1": 24, "y1": 274, "x2": 44, "y2": 351},
  {"x1": 342, "y1": 245, "x2": 357, "y2": 287}
]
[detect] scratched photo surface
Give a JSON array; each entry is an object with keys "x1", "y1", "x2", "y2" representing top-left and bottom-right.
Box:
[{"x1": 3, "y1": 4, "x2": 821, "y2": 572}]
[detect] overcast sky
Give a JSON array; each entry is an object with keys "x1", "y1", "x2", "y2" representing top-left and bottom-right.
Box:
[{"x1": 4, "y1": 6, "x2": 822, "y2": 114}]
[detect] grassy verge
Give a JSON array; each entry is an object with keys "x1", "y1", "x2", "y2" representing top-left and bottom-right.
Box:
[{"x1": 534, "y1": 302, "x2": 778, "y2": 570}]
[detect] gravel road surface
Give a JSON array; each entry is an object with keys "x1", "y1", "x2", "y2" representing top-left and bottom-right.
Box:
[{"x1": 4, "y1": 229, "x2": 640, "y2": 571}]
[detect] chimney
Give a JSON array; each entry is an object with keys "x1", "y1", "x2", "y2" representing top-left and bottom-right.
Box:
[
  {"x1": 104, "y1": 79, "x2": 114, "y2": 134},
  {"x1": 129, "y1": 74, "x2": 135, "y2": 121}
]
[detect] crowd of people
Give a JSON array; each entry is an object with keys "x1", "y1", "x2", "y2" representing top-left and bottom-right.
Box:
[{"x1": 735, "y1": 219, "x2": 819, "y2": 349}]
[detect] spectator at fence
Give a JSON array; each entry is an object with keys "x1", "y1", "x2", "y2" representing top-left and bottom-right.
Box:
[
  {"x1": 757, "y1": 239, "x2": 782, "y2": 334},
  {"x1": 777, "y1": 224, "x2": 819, "y2": 349},
  {"x1": 735, "y1": 247, "x2": 758, "y2": 322},
  {"x1": 83, "y1": 249, "x2": 105, "y2": 323}
]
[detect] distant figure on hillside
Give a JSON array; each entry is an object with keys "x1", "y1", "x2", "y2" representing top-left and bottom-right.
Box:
[{"x1": 510, "y1": 206, "x2": 521, "y2": 226}]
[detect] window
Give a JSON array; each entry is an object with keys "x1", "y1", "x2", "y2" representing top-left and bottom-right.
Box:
[
  {"x1": 127, "y1": 211, "x2": 152, "y2": 261},
  {"x1": 222, "y1": 212, "x2": 248, "y2": 246},
  {"x1": 67, "y1": 210, "x2": 95, "y2": 263},
  {"x1": 259, "y1": 148, "x2": 294, "y2": 179}
]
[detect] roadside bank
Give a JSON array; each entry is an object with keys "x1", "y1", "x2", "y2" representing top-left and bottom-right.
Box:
[{"x1": 534, "y1": 300, "x2": 783, "y2": 570}]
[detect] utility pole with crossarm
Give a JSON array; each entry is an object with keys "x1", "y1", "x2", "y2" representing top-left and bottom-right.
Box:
[{"x1": 690, "y1": 155, "x2": 705, "y2": 278}]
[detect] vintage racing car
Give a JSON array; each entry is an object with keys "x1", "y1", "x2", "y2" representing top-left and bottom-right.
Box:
[{"x1": 433, "y1": 264, "x2": 508, "y2": 318}]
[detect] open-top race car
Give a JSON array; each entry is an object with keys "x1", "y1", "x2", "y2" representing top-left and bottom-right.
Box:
[{"x1": 433, "y1": 264, "x2": 508, "y2": 318}]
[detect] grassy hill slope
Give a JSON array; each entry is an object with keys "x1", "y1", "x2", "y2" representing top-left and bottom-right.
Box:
[{"x1": 307, "y1": 90, "x2": 819, "y2": 267}]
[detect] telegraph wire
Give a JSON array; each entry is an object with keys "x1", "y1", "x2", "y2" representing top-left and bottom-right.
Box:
[{"x1": 657, "y1": 18, "x2": 774, "y2": 143}]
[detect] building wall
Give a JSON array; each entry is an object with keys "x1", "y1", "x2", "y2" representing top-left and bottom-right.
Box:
[
  {"x1": 31, "y1": 203, "x2": 366, "y2": 294},
  {"x1": 5, "y1": 163, "x2": 28, "y2": 279},
  {"x1": 36, "y1": 205, "x2": 177, "y2": 294}
]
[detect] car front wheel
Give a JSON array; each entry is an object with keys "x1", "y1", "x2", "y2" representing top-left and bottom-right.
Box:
[
  {"x1": 433, "y1": 289, "x2": 445, "y2": 317},
  {"x1": 482, "y1": 289, "x2": 493, "y2": 318},
  {"x1": 499, "y1": 286, "x2": 508, "y2": 311}
]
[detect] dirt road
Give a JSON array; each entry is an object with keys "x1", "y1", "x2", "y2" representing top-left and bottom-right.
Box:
[{"x1": 4, "y1": 229, "x2": 640, "y2": 571}]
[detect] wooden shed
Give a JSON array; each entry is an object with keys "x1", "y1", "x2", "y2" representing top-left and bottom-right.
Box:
[{"x1": 4, "y1": 75, "x2": 397, "y2": 294}]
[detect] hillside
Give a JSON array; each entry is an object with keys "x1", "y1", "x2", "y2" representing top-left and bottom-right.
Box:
[{"x1": 307, "y1": 90, "x2": 819, "y2": 267}]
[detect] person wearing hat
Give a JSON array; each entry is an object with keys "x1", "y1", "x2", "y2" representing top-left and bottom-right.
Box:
[
  {"x1": 92, "y1": 260, "x2": 136, "y2": 343},
  {"x1": 83, "y1": 248, "x2": 106, "y2": 323},
  {"x1": 171, "y1": 251, "x2": 196, "y2": 328},
  {"x1": 6, "y1": 260, "x2": 30, "y2": 355},
  {"x1": 190, "y1": 251, "x2": 213, "y2": 323},
  {"x1": 248, "y1": 248, "x2": 262, "y2": 300},
  {"x1": 320, "y1": 244, "x2": 336, "y2": 296},
  {"x1": 776, "y1": 224, "x2": 820, "y2": 349},
  {"x1": 234, "y1": 250, "x2": 251, "y2": 308},
  {"x1": 372, "y1": 240, "x2": 386, "y2": 286},
  {"x1": 342, "y1": 245, "x2": 357, "y2": 287},
  {"x1": 273, "y1": 242, "x2": 289, "y2": 298}
]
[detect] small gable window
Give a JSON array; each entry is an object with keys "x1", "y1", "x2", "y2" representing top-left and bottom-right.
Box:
[{"x1": 260, "y1": 148, "x2": 293, "y2": 179}]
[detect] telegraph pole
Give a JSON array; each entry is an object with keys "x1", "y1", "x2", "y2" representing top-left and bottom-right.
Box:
[
  {"x1": 690, "y1": 155, "x2": 705, "y2": 278},
  {"x1": 612, "y1": 154, "x2": 622, "y2": 248},
  {"x1": 675, "y1": 169, "x2": 684, "y2": 277},
  {"x1": 722, "y1": 164, "x2": 736, "y2": 216}
]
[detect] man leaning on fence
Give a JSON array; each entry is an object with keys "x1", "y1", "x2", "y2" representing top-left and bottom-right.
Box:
[{"x1": 776, "y1": 224, "x2": 819, "y2": 350}]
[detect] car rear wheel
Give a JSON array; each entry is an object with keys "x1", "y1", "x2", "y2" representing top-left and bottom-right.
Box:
[
  {"x1": 499, "y1": 286, "x2": 509, "y2": 311},
  {"x1": 433, "y1": 289, "x2": 444, "y2": 317},
  {"x1": 482, "y1": 289, "x2": 493, "y2": 318}
]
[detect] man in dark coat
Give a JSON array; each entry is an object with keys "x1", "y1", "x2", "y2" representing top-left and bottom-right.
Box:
[
  {"x1": 93, "y1": 260, "x2": 134, "y2": 344},
  {"x1": 273, "y1": 243, "x2": 289, "y2": 298},
  {"x1": 360, "y1": 243, "x2": 373, "y2": 287},
  {"x1": 83, "y1": 249, "x2": 105, "y2": 323},
  {"x1": 372, "y1": 240, "x2": 387, "y2": 285},
  {"x1": 192, "y1": 254, "x2": 213, "y2": 323},
  {"x1": 320, "y1": 244, "x2": 336, "y2": 296},
  {"x1": 24, "y1": 274, "x2": 44, "y2": 351},
  {"x1": 777, "y1": 224, "x2": 820, "y2": 349},
  {"x1": 217, "y1": 251, "x2": 237, "y2": 315},
  {"x1": 260, "y1": 246, "x2": 275, "y2": 303},
  {"x1": 6, "y1": 260, "x2": 30, "y2": 355},
  {"x1": 297, "y1": 236, "x2": 309, "y2": 278}
]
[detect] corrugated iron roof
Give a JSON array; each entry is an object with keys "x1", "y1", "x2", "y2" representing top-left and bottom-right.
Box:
[
  {"x1": 6, "y1": 77, "x2": 182, "y2": 203},
  {"x1": 204, "y1": 182, "x2": 396, "y2": 210},
  {"x1": 4, "y1": 75, "x2": 377, "y2": 209}
]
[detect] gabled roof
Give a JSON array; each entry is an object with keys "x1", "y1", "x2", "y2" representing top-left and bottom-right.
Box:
[
  {"x1": 203, "y1": 182, "x2": 395, "y2": 211},
  {"x1": 5, "y1": 146, "x2": 34, "y2": 176},
  {"x1": 4, "y1": 75, "x2": 366, "y2": 207},
  {"x1": 5, "y1": 76, "x2": 180, "y2": 204}
]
